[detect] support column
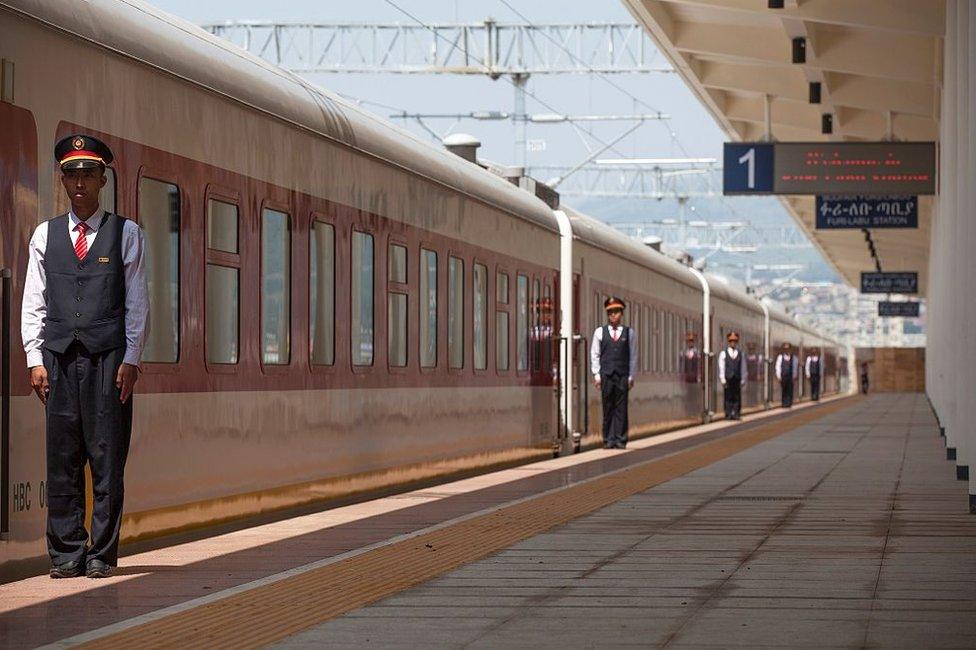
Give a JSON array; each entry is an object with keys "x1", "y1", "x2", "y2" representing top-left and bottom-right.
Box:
[
  {"x1": 966, "y1": 2, "x2": 976, "y2": 505},
  {"x1": 952, "y1": 0, "x2": 970, "y2": 483}
]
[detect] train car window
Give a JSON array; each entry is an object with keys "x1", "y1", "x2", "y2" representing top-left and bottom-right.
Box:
[
  {"x1": 207, "y1": 266, "x2": 239, "y2": 364},
  {"x1": 625, "y1": 302, "x2": 641, "y2": 370},
  {"x1": 541, "y1": 282, "x2": 552, "y2": 375},
  {"x1": 496, "y1": 271, "x2": 509, "y2": 371},
  {"x1": 207, "y1": 198, "x2": 238, "y2": 253},
  {"x1": 668, "y1": 313, "x2": 676, "y2": 373},
  {"x1": 496, "y1": 272, "x2": 509, "y2": 304},
  {"x1": 656, "y1": 308, "x2": 664, "y2": 373},
  {"x1": 99, "y1": 167, "x2": 116, "y2": 214},
  {"x1": 473, "y1": 263, "x2": 488, "y2": 370},
  {"x1": 139, "y1": 177, "x2": 180, "y2": 363},
  {"x1": 388, "y1": 291, "x2": 407, "y2": 367},
  {"x1": 646, "y1": 307, "x2": 653, "y2": 372},
  {"x1": 531, "y1": 278, "x2": 540, "y2": 372},
  {"x1": 449, "y1": 256, "x2": 464, "y2": 369},
  {"x1": 261, "y1": 208, "x2": 291, "y2": 365},
  {"x1": 310, "y1": 221, "x2": 335, "y2": 365},
  {"x1": 516, "y1": 274, "x2": 529, "y2": 372},
  {"x1": 351, "y1": 231, "x2": 374, "y2": 366},
  {"x1": 389, "y1": 243, "x2": 407, "y2": 283},
  {"x1": 496, "y1": 311, "x2": 509, "y2": 371},
  {"x1": 206, "y1": 199, "x2": 240, "y2": 364},
  {"x1": 420, "y1": 248, "x2": 438, "y2": 368}
]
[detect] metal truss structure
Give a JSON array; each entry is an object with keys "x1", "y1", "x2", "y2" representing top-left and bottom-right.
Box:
[
  {"x1": 610, "y1": 221, "x2": 814, "y2": 252},
  {"x1": 527, "y1": 164, "x2": 720, "y2": 199},
  {"x1": 201, "y1": 20, "x2": 670, "y2": 75}
]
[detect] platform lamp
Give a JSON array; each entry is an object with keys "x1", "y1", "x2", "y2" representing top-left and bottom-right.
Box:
[
  {"x1": 792, "y1": 37, "x2": 806, "y2": 64},
  {"x1": 821, "y1": 113, "x2": 833, "y2": 135},
  {"x1": 809, "y1": 82, "x2": 822, "y2": 104}
]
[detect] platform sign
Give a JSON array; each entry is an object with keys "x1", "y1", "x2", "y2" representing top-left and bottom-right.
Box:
[
  {"x1": 878, "y1": 301, "x2": 920, "y2": 317},
  {"x1": 723, "y1": 142, "x2": 936, "y2": 195},
  {"x1": 861, "y1": 272, "x2": 918, "y2": 294},
  {"x1": 723, "y1": 143, "x2": 774, "y2": 194},
  {"x1": 815, "y1": 195, "x2": 918, "y2": 229}
]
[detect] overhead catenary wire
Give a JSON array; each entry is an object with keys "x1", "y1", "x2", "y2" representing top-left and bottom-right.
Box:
[
  {"x1": 381, "y1": 0, "x2": 641, "y2": 161},
  {"x1": 494, "y1": 0, "x2": 747, "y2": 222}
]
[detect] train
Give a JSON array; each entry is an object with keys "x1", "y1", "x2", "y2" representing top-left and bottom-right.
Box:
[{"x1": 0, "y1": 0, "x2": 850, "y2": 574}]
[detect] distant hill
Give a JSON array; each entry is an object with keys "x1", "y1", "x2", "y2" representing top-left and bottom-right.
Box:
[{"x1": 568, "y1": 195, "x2": 841, "y2": 284}]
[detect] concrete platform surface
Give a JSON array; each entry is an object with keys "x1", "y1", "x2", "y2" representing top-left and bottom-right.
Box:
[
  {"x1": 0, "y1": 394, "x2": 842, "y2": 648},
  {"x1": 275, "y1": 394, "x2": 976, "y2": 649}
]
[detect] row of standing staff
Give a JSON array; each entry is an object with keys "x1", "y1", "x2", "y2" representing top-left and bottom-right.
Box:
[
  {"x1": 719, "y1": 334, "x2": 823, "y2": 419},
  {"x1": 591, "y1": 299, "x2": 827, "y2": 447}
]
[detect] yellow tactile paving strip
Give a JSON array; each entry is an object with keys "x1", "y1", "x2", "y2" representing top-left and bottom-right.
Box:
[{"x1": 79, "y1": 398, "x2": 857, "y2": 649}]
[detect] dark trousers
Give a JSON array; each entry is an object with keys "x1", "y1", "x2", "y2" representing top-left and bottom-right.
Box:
[
  {"x1": 44, "y1": 342, "x2": 132, "y2": 566},
  {"x1": 781, "y1": 378, "x2": 794, "y2": 408},
  {"x1": 600, "y1": 373, "x2": 629, "y2": 448},
  {"x1": 723, "y1": 380, "x2": 741, "y2": 419},
  {"x1": 810, "y1": 374, "x2": 821, "y2": 401}
]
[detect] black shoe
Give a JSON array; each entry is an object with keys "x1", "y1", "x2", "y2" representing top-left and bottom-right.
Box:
[
  {"x1": 50, "y1": 560, "x2": 84, "y2": 579},
  {"x1": 86, "y1": 559, "x2": 113, "y2": 579}
]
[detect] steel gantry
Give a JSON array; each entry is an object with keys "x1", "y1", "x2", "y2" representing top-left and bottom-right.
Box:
[
  {"x1": 202, "y1": 19, "x2": 672, "y2": 166},
  {"x1": 201, "y1": 20, "x2": 670, "y2": 75},
  {"x1": 526, "y1": 163, "x2": 719, "y2": 199}
]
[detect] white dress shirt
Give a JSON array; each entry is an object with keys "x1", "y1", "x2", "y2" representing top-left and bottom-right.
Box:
[
  {"x1": 805, "y1": 355, "x2": 821, "y2": 378},
  {"x1": 717, "y1": 347, "x2": 747, "y2": 385},
  {"x1": 22, "y1": 206, "x2": 150, "y2": 368},
  {"x1": 590, "y1": 325, "x2": 638, "y2": 381},
  {"x1": 775, "y1": 353, "x2": 797, "y2": 381}
]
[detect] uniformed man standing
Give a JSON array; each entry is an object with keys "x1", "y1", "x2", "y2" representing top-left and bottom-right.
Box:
[
  {"x1": 22, "y1": 135, "x2": 149, "y2": 579},
  {"x1": 860, "y1": 362, "x2": 870, "y2": 395},
  {"x1": 718, "y1": 331, "x2": 747, "y2": 420},
  {"x1": 805, "y1": 350, "x2": 822, "y2": 401},
  {"x1": 775, "y1": 343, "x2": 798, "y2": 408},
  {"x1": 682, "y1": 332, "x2": 700, "y2": 384},
  {"x1": 590, "y1": 297, "x2": 637, "y2": 449}
]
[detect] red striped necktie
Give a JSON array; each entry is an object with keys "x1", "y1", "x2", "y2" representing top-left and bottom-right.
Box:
[{"x1": 74, "y1": 221, "x2": 89, "y2": 260}]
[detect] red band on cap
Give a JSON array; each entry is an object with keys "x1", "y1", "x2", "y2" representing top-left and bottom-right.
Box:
[{"x1": 61, "y1": 150, "x2": 104, "y2": 164}]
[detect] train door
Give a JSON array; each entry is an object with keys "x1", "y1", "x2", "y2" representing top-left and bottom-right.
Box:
[
  {"x1": 570, "y1": 273, "x2": 588, "y2": 451},
  {"x1": 0, "y1": 101, "x2": 39, "y2": 536}
]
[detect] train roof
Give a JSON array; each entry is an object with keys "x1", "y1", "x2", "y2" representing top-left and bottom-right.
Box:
[
  {"x1": 3, "y1": 0, "x2": 559, "y2": 233},
  {"x1": 560, "y1": 205, "x2": 704, "y2": 291}
]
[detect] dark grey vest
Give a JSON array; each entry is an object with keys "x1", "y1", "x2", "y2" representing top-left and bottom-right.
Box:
[
  {"x1": 779, "y1": 354, "x2": 793, "y2": 381},
  {"x1": 724, "y1": 348, "x2": 742, "y2": 381},
  {"x1": 599, "y1": 325, "x2": 631, "y2": 377},
  {"x1": 808, "y1": 357, "x2": 821, "y2": 377},
  {"x1": 43, "y1": 212, "x2": 127, "y2": 355}
]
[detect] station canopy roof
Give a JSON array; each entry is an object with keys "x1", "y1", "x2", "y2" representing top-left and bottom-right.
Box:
[{"x1": 623, "y1": 0, "x2": 944, "y2": 296}]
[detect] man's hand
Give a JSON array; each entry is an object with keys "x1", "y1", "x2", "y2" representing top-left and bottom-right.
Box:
[
  {"x1": 593, "y1": 376, "x2": 601, "y2": 389},
  {"x1": 29, "y1": 366, "x2": 49, "y2": 404},
  {"x1": 720, "y1": 380, "x2": 726, "y2": 387},
  {"x1": 116, "y1": 363, "x2": 140, "y2": 404},
  {"x1": 628, "y1": 377, "x2": 635, "y2": 390}
]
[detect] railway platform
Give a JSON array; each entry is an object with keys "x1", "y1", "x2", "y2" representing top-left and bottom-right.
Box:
[{"x1": 1, "y1": 393, "x2": 974, "y2": 648}]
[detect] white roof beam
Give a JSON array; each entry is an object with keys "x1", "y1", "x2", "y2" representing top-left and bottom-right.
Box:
[
  {"x1": 824, "y1": 72, "x2": 935, "y2": 118},
  {"x1": 673, "y1": 21, "x2": 937, "y2": 84},
  {"x1": 655, "y1": 0, "x2": 944, "y2": 37}
]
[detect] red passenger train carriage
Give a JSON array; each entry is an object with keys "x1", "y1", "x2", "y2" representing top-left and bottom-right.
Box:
[{"x1": 0, "y1": 0, "x2": 849, "y2": 574}]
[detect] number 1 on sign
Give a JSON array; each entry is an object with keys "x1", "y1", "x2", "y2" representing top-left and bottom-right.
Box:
[{"x1": 738, "y1": 147, "x2": 756, "y2": 189}]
